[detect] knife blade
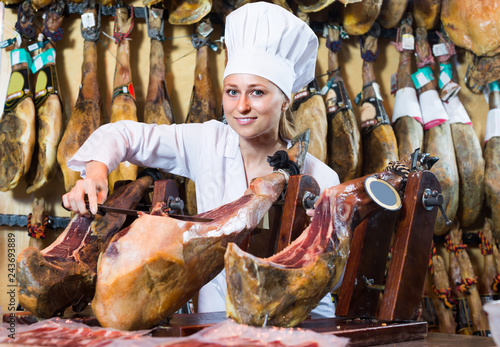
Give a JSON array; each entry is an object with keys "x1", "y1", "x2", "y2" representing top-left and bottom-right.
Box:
[{"x1": 61, "y1": 202, "x2": 213, "y2": 223}]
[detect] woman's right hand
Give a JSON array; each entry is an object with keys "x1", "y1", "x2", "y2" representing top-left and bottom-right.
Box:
[{"x1": 62, "y1": 161, "x2": 109, "y2": 217}]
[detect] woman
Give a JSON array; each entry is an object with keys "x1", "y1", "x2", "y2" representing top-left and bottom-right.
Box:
[{"x1": 62, "y1": 2, "x2": 340, "y2": 317}]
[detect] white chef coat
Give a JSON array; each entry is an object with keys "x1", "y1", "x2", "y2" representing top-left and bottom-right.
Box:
[{"x1": 68, "y1": 119, "x2": 341, "y2": 317}]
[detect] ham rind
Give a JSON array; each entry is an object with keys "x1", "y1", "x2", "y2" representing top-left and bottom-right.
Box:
[
  {"x1": 225, "y1": 162, "x2": 408, "y2": 327},
  {"x1": 412, "y1": 0, "x2": 441, "y2": 30},
  {"x1": 342, "y1": 0, "x2": 382, "y2": 36},
  {"x1": 441, "y1": 0, "x2": 500, "y2": 57},
  {"x1": 92, "y1": 132, "x2": 310, "y2": 331},
  {"x1": 166, "y1": 0, "x2": 212, "y2": 25},
  {"x1": 378, "y1": 0, "x2": 408, "y2": 29},
  {"x1": 57, "y1": 1, "x2": 102, "y2": 192},
  {"x1": 325, "y1": 24, "x2": 362, "y2": 182},
  {"x1": 16, "y1": 173, "x2": 154, "y2": 318},
  {"x1": 107, "y1": 6, "x2": 138, "y2": 192}
]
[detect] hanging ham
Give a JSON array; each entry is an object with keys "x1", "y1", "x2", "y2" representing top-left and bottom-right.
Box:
[
  {"x1": 342, "y1": 0, "x2": 382, "y2": 36},
  {"x1": 391, "y1": 12, "x2": 423, "y2": 159},
  {"x1": 26, "y1": 0, "x2": 64, "y2": 193},
  {"x1": 325, "y1": 23, "x2": 362, "y2": 182},
  {"x1": 412, "y1": 0, "x2": 441, "y2": 30},
  {"x1": 292, "y1": 80, "x2": 328, "y2": 163},
  {"x1": 144, "y1": 7, "x2": 174, "y2": 126},
  {"x1": 107, "y1": 6, "x2": 138, "y2": 192},
  {"x1": 0, "y1": 3, "x2": 36, "y2": 191},
  {"x1": 484, "y1": 85, "x2": 500, "y2": 241},
  {"x1": 358, "y1": 22, "x2": 398, "y2": 175},
  {"x1": 184, "y1": 19, "x2": 218, "y2": 216},
  {"x1": 378, "y1": 0, "x2": 408, "y2": 29},
  {"x1": 57, "y1": 0, "x2": 103, "y2": 192},
  {"x1": 415, "y1": 27, "x2": 458, "y2": 236}
]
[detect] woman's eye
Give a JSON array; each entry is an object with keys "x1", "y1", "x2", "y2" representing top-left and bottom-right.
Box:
[
  {"x1": 227, "y1": 89, "x2": 238, "y2": 96},
  {"x1": 252, "y1": 90, "x2": 264, "y2": 96}
]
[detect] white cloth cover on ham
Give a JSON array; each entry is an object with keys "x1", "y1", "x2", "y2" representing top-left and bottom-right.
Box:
[
  {"x1": 392, "y1": 87, "x2": 423, "y2": 124},
  {"x1": 420, "y1": 90, "x2": 450, "y2": 130},
  {"x1": 444, "y1": 96, "x2": 472, "y2": 125},
  {"x1": 485, "y1": 108, "x2": 500, "y2": 144}
]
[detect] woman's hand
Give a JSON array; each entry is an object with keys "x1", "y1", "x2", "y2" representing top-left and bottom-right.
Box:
[{"x1": 62, "y1": 161, "x2": 109, "y2": 217}]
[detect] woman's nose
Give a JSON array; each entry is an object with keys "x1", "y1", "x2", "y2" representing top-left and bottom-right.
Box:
[{"x1": 237, "y1": 95, "x2": 251, "y2": 113}]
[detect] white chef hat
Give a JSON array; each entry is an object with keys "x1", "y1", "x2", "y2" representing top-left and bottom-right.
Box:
[{"x1": 223, "y1": 2, "x2": 318, "y2": 99}]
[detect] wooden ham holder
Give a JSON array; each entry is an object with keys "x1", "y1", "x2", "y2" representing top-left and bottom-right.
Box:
[{"x1": 146, "y1": 170, "x2": 442, "y2": 345}]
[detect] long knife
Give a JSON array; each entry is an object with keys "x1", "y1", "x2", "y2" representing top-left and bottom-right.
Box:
[{"x1": 61, "y1": 202, "x2": 213, "y2": 223}]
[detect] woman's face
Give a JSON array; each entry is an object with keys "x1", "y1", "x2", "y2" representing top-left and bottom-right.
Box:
[{"x1": 223, "y1": 74, "x2": 288, "y2": 141}]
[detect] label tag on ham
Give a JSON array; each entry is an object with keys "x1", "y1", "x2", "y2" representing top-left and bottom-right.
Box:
[
  {"x1": 81, "y1": 12, "x2": 96, "y2": 29},
  {"x1": 411, "y1": 66, "x2": 435, "y2": 90},
  {"x1": 402, "y1": 34, "x2": 415, "y2": 51},
  {"x1": 433, "y1": 43, "x2": 449, "y2": 57}
]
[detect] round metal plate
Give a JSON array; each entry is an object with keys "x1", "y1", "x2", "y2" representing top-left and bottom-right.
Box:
[{"x1": 364, "y1": 176, "x2": 402, "y2": 211}]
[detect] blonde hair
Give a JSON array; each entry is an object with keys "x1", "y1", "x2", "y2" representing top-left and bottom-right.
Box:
[{"x1": 279, "y1": 107, "x2": 297, "y2": 142}]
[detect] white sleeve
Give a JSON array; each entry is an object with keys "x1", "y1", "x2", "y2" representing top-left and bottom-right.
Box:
[{"x1": 67, "y1": 120, "x2": 205, "y2": 179}]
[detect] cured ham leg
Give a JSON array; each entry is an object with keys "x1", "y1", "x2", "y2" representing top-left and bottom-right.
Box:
[
  {"x1": 435, "y1": 31, "x2": 484, "y2": 228},
  {"x1": 378, "y1": 0, "x2": 408, "y2": 29},
  {"x1": 26, "y1": 0, "x2": 64, "y2": 193},
  {"x1": 292, "y1": 81, "x2": 327, "y2": 162},
  {"x1": 484, "y1": 84, "x2": 500, "y2": 241},
  {"x1": 225, "y1": 157, "x2": 416, "y2": 327},
  {"x1": 429, "y1": 245, "x2": 456, "y2": 333},
  {"x1": 0, "y1": 4, "x2": 36, "y2": 191},
  {"x1": 325, "y1": 24, "x2": 362, "y2": 182},
  {"x1": 391, "y1": 13, "x2": 423, "y2": 159},
  {"x1": 447, "y1": 238, "x2": 474, "y2": 334},
  {"x1": 447, "y1": 221, "x2": 490, "y2": 335},
  {"x1": 57, "y1": 0, "x2": 102, "y2": 192},
  {"x1": 144, "y1": 7, "x2": 174, "y2": 126},
  {"x1": 184, "y1": 20, "x2": 218, "y2": 215},
  {"x1": 16, "y1": 172, "x2": 156, "y2": 318},
  {"x1": 342, "y1": 0, "x2": 382, "y2": 36},
  {"x1": 359, "y1": 23, "x2": 398, "y2": 175},
  {"x1": 415, "y1": 27, "x2": 458, "y2": 236},
  {"x1": 478, "y1": 219, "x2": 500, "y2": 303},
  {"x1": 91, "y1": 131, "x2": 310, "y2": 330},
  {"x1": 108, "y1": 6, "x2": 138, "y2": 191},
  {"x1": 412, "y1": 0, "x2": 441, "y2": 30}
]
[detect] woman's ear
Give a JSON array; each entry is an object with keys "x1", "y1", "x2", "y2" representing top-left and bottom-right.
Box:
[{"x1": 281, "y1": 100, "x2": 290, "y2": 111}]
